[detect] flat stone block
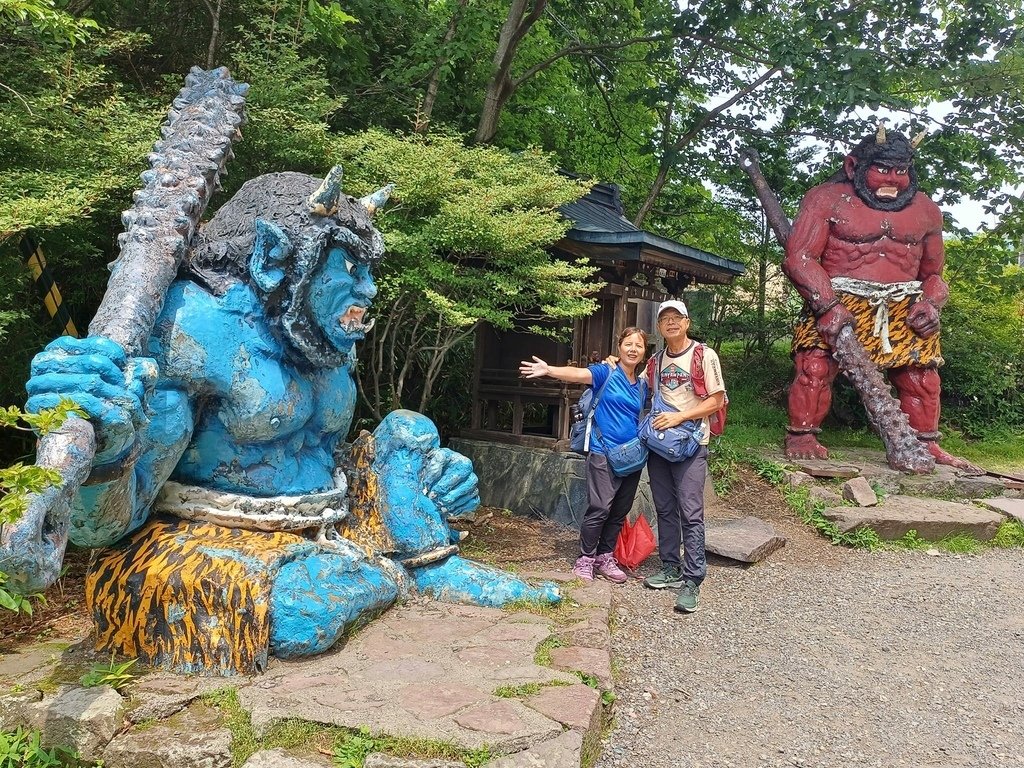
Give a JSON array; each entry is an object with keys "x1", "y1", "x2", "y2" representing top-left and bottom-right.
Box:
[
  {"x1": 487, "y1": 730, "x2": 584, "y2": 768},
  {"x1": 842, "y1": 476, "x2": 879, "y2": 507},
  {"x1": 704, "y1": 517, "x2": 786, "y2": 563},
  {"x1": 822, "y1": 495, "x2": 1004, "y2": 541},
  {"x1": 523, "y1": 683, "x2": 601, "y2": 733},
  {"x1": 783, "y1": 471, "x2": 814, "y2": 488},
  {"x1": 453, "y1": 700, "x2": 527, "y2": 734},
  {"x1": 567, "y1": 580, "x2": 611, "y2": 610},
  {"x1": 974, "y1": 497, "x2": 1024, "y2": 523},
  {"x1": 364, "y1": 755, "x2": 463, "y2": 768},
  {"x1": 103, "y1": 705, "x2": 232, "y2": 768},
  {"x1": 25, "y1": 686, "x2": 124, "y2": 764},
  {"x1": 897, "y1": 470, "x2": 956, "y2": 497},
  {"x1": 548, "y1": 647, "x2": 612, "y2": 690},
  {"x1": 399, "y1": 682, "x2": 486, "y2": 720},
  {"x1": 952, "y1": 473, "x2": 1013, "y2": 498},
  {"x1": 792, "y1": 460, "x2": 860, "y2": 479},
  {"x1": 243, "y1": 748, "x2": 330, "y2": 767},
  {"x1": 807, "y1": 486, "x2": 843, "y2": 505}
]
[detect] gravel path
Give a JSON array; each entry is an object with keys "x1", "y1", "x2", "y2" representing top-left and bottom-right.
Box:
[{"x1": 597, "y1": 547, "x2": 1023, "y2": 768}]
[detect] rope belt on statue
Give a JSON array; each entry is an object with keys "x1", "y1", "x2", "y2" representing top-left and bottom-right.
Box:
[{"x1": 830, "y1": 277, "x2": 923, "y2": 354}]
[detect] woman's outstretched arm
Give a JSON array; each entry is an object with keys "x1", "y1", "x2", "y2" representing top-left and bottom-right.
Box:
[{"x1": 519, "y1": 356, "x2": 593, "y2": 385}]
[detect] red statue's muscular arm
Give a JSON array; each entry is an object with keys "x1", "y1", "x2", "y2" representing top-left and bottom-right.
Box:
[
  {"x1": 907, "y1": 197, "x2": 946, "y2": 338},
  {"x1": 783, "y1": 184, "x2": 855, "y2": 343}
]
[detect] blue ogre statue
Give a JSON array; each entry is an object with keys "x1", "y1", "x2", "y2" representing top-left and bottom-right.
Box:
[{"x1": 15, "y1": 70, "x2": 556, "y2": 675}]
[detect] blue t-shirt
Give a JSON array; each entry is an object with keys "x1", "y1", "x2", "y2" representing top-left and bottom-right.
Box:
[{"x1": 586, "y1": 364, "x2": 646, "y2": 454}]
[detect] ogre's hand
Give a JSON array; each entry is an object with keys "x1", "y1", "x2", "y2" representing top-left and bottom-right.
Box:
[
  {"x1": 26, "y1": 336, "x2": 158, "y2": 464},
  {"x1": 815, "y1": 303, "x2": 856, "y2": 347},
  {"x1": 421, "y1": 447, "x2": 480, "y2": 519},
  {"x1": 906, "y1": 299, "x2": 940, "y2": 338}
]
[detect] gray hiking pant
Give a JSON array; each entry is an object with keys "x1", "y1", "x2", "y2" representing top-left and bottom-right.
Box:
[
  {"x1": 580, "y1": 452, "x2": 642, "y2": 557},
  {"x1": 647, "y1": 446, "x2": 708, "y2": 584}
]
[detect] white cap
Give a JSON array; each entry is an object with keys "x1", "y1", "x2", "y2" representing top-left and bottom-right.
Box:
[{"x1": 658, "y1": 300, "x2": 688, "y2": 318}]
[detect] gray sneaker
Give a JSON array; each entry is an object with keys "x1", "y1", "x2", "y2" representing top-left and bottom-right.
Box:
[
  {"x1": 675, "y1": 580, "x2": 700, "y2": 613},
  {"x1": 643, "y1": 566, "x2": 684, "y2": 590}
]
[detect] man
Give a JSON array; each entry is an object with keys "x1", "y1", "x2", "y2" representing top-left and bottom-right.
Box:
[
  {"x1": 782, "y1": 127, "x2": 978, "y2": 472},
  {"x1": 642, "y1": 300, "x2": 726, "y2": 613}
]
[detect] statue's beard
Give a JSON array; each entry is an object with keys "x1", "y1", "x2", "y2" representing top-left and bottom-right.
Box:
[{"x1": 853, "y1": 164, "x2": 918, "y2": 212}]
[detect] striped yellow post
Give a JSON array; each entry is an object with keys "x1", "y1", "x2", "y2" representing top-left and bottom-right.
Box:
[{"x1": 19, "y1": 234, "x2": 79, "y2": 338}]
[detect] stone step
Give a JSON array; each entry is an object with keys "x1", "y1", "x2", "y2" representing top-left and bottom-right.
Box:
[
  {"x1": 822, "y1": 495, "x2": 1004, "y2": 541},
  {"x1": 705, "y1": 517, "x2": 786, "y2": 563},
  {"x1": 974, "y1": 497, "x2": 1024, "y2": 524}
]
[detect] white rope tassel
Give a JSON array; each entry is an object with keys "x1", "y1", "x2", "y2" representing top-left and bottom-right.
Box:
[
  {"x1": 830, "y1": 278, "x2": 923, "y2": 356},
  {"x1": 870, "y1": 297, "x2": 893, "y2": 354}
]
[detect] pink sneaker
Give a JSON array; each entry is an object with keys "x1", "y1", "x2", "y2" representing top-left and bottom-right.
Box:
[
  {"x1": 571, "y1": 555, "x2": 595, "y2": 580},
  {"x1": 594, "y1": 553, "x2": 628, "y2": 584}
]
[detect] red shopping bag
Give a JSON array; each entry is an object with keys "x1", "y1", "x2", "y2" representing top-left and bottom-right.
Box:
[{"x1": 614, "y1": 514, "x2": 656, "y2": 570}]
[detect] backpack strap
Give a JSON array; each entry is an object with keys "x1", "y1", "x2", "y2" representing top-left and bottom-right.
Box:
[{"x1": 691, "y1": 343, "x2": 708, "y2": 398}]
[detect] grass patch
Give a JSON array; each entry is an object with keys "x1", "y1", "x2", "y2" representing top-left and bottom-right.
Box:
[
  {"x1": 503, "y1": 595, "x2": 576, "y2": 624},
  {"x1": 492, "y1": 680, "x2": 570, "y2": 699},
  {"x1": 333, "y1": 727, "x2": 492, "y2": 768},
  {"x1": 782, "y1": 484, "x2": 882, "y2": 550},
  {"x1": 708, "y1": 440, "x2": 741, "y2": 496},
  {"x1": 533, "y1": 635, "x2": 566, "y2": 666},
  {"x1": 885, "y1": 529, "x2": 980, "y2": 553},
  {"x1": 990, "y1": 520, "x2": 1024, "y2": 548},
  {"x1": 937, "y1": 533, "x2": 982, "y2": 554},
  {"x1": 201, "y1": 688, "x2": 495, "y2": 768},
  {"x1": 202, "y1": 687, "x2": 259, "y2": 766}
]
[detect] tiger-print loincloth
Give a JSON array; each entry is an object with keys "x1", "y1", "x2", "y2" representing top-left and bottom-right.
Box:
[
  {"x1": 792, "y1": 293, "x2": 943, "y2": 369},
  {"x1": 86, "y1": 517, "x2": 316, "y2": 675}
]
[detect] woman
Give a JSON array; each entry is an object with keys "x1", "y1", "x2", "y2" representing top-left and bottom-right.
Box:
[{"x1": 519, "y1": 327, "x2": 649, "y2": 583}]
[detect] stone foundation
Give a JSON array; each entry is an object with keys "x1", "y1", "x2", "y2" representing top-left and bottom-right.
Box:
[{"x1": 451, "y1": 439, "x2": 655, "y2": 528}]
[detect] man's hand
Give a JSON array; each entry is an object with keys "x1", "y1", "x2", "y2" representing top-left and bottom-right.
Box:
[
  {"x1": 26, "y1": 336, "x2": 157, "y2": 464},
  {"x1": 816, "y1": 303, "x2": 857, "y2": 347},
  {"x1": 519, "y1": 356, "x2": 550, "y2": 379},
  {"x1": 907, "y1": 299, "x2": 940, "y2": 338},
  {"x1": 651, "y1": 411, "x2": 687, "y2": 431}
]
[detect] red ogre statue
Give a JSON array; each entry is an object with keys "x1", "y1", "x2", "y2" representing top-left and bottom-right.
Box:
[{"x1": 782, "y1": 127, "x2": 978, "y2": 472}]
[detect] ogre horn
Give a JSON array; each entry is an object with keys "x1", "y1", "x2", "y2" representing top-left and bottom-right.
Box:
[
  {"x1": 360, "y1": 184, "x2": 395, "y2": 216},
  {"x1": 875, "y1": 123, "x2": 886, "y2": 144},
  {"x1": 309, "y1": 165, "x2": 344, "y2": 217},
  {"x1": 910, "y1": 130, "x2": 927, "y2": 149}
]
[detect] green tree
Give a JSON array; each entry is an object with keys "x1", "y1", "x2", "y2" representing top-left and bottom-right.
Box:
[
  {"x1": 333, "y1": 129, "x2": 596, "y2": 423},
  {"x1": 940, "y1": 235, "x2": 1024, "y2": 436}
]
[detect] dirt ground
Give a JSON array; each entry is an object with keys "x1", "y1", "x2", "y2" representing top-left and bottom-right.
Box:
[{"x1": 1, "y1": 465, "x2": 819, "y2": 649}]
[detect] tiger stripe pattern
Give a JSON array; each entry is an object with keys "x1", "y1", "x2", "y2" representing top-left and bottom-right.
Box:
[
  {"x1": 792, "y1": 293, "x2": 943, "y2": 369},
  {"x1": 86, "y1": 516, "x2": 316, "y2": 675}
]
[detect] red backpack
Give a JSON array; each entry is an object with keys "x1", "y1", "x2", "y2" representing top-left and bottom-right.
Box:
[{"x1": 646, "y1": 343, "x2": 728, "y2": 436}]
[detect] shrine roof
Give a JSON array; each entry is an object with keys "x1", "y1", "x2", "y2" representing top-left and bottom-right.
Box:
[{"x1": 558, "y1": 181, "x2": 745, "y2": 284}]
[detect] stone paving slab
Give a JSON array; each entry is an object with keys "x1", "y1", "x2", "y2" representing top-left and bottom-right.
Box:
[
  {"x1": 822, "y1": 495, "x2": 1004, "y2": 541},
  {"x1": 523, "y1": 683, "x2": 601, "y2": 733},
  {"x1": 243, "y1": 748, "x2": 331, "y2": 767},
  {"x1": 103, "y1": 704, "x2": 232, "y2": 768},
  {"x1": 704, "y1": 517, "x2": 786, "y2": 563},
  {"x1": 548, "y1": 647, "x2": 612, "y2": 690},
  {"x1": 0, "y1": 642, "x2": 72, "y2": 688},
  {"x1": 487, "y1": 730, "x2": 584, "y2": 768},
  {"x1": 974, "y1": 497, "x2": 1024, "y2": 523},
  {"x1": 240, "y1": 600, "x2": 577, "y2": 754}
]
